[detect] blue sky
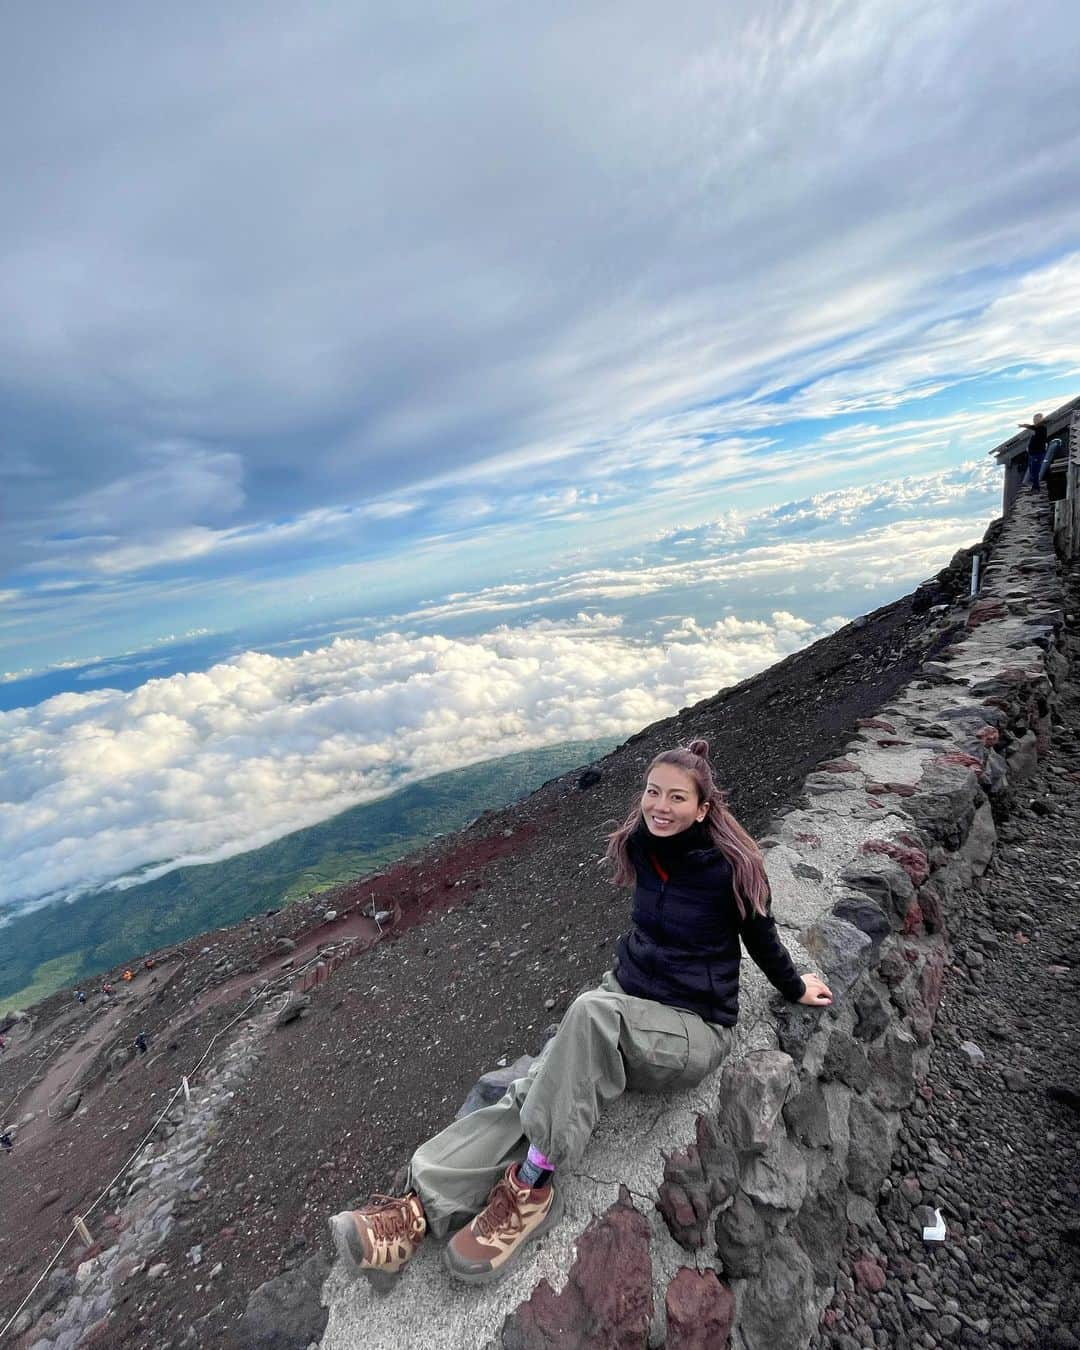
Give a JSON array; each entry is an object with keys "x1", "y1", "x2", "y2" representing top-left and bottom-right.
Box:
[{"x1": 2, "y1": 1, "x2": 1079, "y2": 913}]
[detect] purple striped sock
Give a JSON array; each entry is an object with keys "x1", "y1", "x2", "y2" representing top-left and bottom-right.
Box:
[{"x1": 517, "y1": 1144, "x2": 555, "y2": 1188}]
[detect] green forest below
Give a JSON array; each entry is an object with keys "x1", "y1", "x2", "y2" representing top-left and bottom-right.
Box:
[{"x1": 0, "y1": 739, "x2": 614, "y2": 1011}]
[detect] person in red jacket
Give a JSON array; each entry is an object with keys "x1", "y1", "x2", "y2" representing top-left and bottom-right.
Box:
[{"x1": 329, "y1": 739, "x2": 831, "y2": 1289}]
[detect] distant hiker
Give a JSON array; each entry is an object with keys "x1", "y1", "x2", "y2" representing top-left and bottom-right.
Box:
[
  {"x1": 102, "y1": 982, "x2": 115, "y2": 997},
  {"x1": 75, "y1": 989, "x2": 87, "y2": 1005},
  {"x1": 144, "y1": 958, "x2": 155, "y2": 971},
  {"x1": 0, "y1": 1130, "x2": 13, "y2": 1154},
  {"x1": 134, "y1": 1031, "x2": 148, "y2": 1055},
  {"x1": 122, "y1": 968, "x2": 134, "y2": 983},
  {"x1": 1018, "y1": 413, "x2": 1049, "y2": 491},
  {"x1": 330, "y1": 739, "x2": 832, "y2": 1288}
]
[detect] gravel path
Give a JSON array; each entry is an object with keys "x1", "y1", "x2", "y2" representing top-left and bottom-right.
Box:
[{"x1": 819, "y1": 576, "x2": 1080, "y2": 1350}]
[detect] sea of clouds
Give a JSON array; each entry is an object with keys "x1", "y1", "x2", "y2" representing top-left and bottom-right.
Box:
[{"x1": 0, "y1": 608, "x2": 843, "y2": 915}]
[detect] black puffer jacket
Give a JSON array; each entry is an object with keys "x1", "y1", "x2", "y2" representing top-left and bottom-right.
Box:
[{"x1": 614, "y1": 822, "x2": 805, "y2": 1026}]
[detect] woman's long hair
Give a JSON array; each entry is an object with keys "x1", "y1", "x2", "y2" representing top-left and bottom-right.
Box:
[{"x1": 604, "y1": 739, "x2": 769, "y2": 918}]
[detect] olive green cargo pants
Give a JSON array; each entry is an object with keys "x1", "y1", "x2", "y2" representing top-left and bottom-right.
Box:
[{"x1": 406, "y1": 971, "x2": 732, "y2": 1237}]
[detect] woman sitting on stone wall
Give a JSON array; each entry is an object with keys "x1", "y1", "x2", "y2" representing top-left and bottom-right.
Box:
[{"x1": 329, "y1": 739, "x2": 833, "y2": 1287}]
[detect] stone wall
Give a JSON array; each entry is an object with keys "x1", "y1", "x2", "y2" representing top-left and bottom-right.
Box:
[{"x1": 320, "y1": 492, "x2": 1068, "y2": 1350}]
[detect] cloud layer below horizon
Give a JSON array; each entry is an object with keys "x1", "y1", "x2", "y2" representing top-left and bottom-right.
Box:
[{"x1": 0, "y1": 611, "x2": 844, "y2": 913}]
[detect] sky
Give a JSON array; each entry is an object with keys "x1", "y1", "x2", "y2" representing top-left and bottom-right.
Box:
[{"x1": 2, "y1": 0, "x2": 1079, "y2": 915}]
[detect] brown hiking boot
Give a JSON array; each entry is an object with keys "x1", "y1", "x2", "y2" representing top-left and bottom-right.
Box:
[
  {"x1": 329, "y1": 1192, "x2": 426, "y2": 1286},
  {"x1": 444, "y1": 1164, "x2": 564, "y2": 1285}
]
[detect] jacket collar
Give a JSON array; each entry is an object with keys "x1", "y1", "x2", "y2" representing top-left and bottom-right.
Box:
[{"x1": 628, "y1": 818, "x2": 724, "y2": 875}]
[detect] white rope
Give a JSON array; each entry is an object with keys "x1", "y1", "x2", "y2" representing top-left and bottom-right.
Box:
[{"x1": 0, "y1": 943, "x2": 345, "y2": 1342}]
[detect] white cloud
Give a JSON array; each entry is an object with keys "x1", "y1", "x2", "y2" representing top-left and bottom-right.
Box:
[
  {"x1": 769, "y1": 253, "x2": 1080, "y2": 422},
  {"x1": 0, "y1": 609, "x2": 844, "y2": 912},
  {"x1": 60, "y1": 446, "x2": 246, "y2": 534},
  {"x1": 42, "y1": 496, "x2": 423, "y2": 578},
  {"x1": 389, "y1": 460, "x2": 997, "y2": 624},
  {"x1": 0, "y1": 629, "x2": 216, "y2": 686}
]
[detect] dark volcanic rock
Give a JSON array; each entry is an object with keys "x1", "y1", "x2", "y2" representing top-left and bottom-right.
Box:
[
  {"x1": 775, "y1": 1003, "x2": 822, "y2": 1064},
  {"x1": 831, "y1": 896, "x2": 891, "y2": 959},
  {"x1": 737, "y1": 1233, "x2": 817, "y2": 1350},
  {"x1": 656, "y1": 1114, "x2": 738, "y2": 1250},
  {"x1": 714, "y1": 1190, "x2": 767, "y2": 1279},
  {"x1": 846, "y1": 1095, "x2": 895, "y2": 1198},
  {"x1": 866, "y1": 1024, "x2": 918, "y2": 1109},
  {"x1": 791, "y1": 1162, "x2": 847, "y2": 1286},
  {"x1": 800, "y1": 916, "x2": 873, "y2": 1001},
  {"x1": 852, "y1": 983, "x2": 890, "y2": 1041},
  {"x1": 820, "y1": 1029, "x2": 871, "y2": 1091},
  {"x1": 240, "y1": 1254, "x2": 329, "y2": 1350},
  {"x1": 783, "y1": 1079, "x2": 832, "y2": 1150},
  {"x1": 274, "y1": 993, "x2": 311, "y2": 1027}
]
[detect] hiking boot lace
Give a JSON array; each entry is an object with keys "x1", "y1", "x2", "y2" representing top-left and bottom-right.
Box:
[
  {"x1": 366, "y1": 1196, "x2": 415, "y2": 1242},
  {"x1": 475, "y1": 1179, "x2": 523, "y2": 1240}
]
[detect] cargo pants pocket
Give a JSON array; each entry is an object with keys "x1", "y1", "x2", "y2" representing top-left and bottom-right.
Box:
[
  {"x1": 619, "y1": 1008, "x2": 731, "y2": 1092},
  {"x1": 619, "y1": 1015, "x2": 691, "y2": 1091}
]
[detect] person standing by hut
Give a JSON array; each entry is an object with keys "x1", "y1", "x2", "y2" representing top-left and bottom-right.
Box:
[{"x1": 1018, "y1": 413, "x2": 1049, "y2": 491}]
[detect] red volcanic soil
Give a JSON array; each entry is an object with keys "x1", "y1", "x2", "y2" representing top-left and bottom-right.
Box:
[{"x1": 0, "y1": 579, "x2": 975, "y2": 1348}]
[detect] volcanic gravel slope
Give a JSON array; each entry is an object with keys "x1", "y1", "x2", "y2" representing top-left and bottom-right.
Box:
[{"x1": 817, "y1": 570, "x2": 1080, "y2": 1350}]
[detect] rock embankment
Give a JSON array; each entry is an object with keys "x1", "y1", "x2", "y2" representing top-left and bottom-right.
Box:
[{"x1": 820, "y1": 553, "x2": 1080, "y2": 1350}]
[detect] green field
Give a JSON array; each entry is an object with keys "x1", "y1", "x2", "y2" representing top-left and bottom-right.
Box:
[
  {"x1": 0, "y1": 739, "x2": 614, "y2": 1013},
  {"x1": 0, "y1": 953, "x2": 85, "y2": 1015}
]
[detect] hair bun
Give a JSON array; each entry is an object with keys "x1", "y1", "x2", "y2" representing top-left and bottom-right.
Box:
[{"x1": 687, "y1": 738, "x2": 710, "y2": 759}]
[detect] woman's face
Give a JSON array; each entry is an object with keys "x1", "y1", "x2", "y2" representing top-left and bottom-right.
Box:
[{"x1": 641, "y1": 763, "x2": 707, "y2": 837}]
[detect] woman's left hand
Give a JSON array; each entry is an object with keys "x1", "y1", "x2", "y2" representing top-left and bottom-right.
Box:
[{"x1": 797, "y1": 973, "x2": 833, "y2": 1006}]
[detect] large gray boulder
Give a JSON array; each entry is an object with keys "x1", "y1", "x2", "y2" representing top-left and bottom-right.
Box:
[
  {"x1": 741, "y1": 1132, "x2": 807, "y2": 1212},
  {"x1": 846, "y1": 1095, "x2": 896, "y2": 1198},
  {"x1": 735, "y1": 1233, "x2": 817, "y2": 1350},
  {"x1": 718, "y1": 1052, "x2": 796, "y2": 1155},
  {"x1": 791, "y1": 1162, "x2": 848, "y2": 1286},
  {"x1": 274, "y1": 993, "x2": 311, "y2": 1027},
  {"x1": 714, "y1": 1192, "x2": 767, "y2": 1279},
  {"x1": 241, "y1": 1254, "x2": 329, "y2": 1349}
]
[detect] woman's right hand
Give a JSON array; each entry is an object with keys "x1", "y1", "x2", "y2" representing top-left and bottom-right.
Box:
[{"x1": 798, "y1": 973, "x2": 833, "y2": 1006}]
